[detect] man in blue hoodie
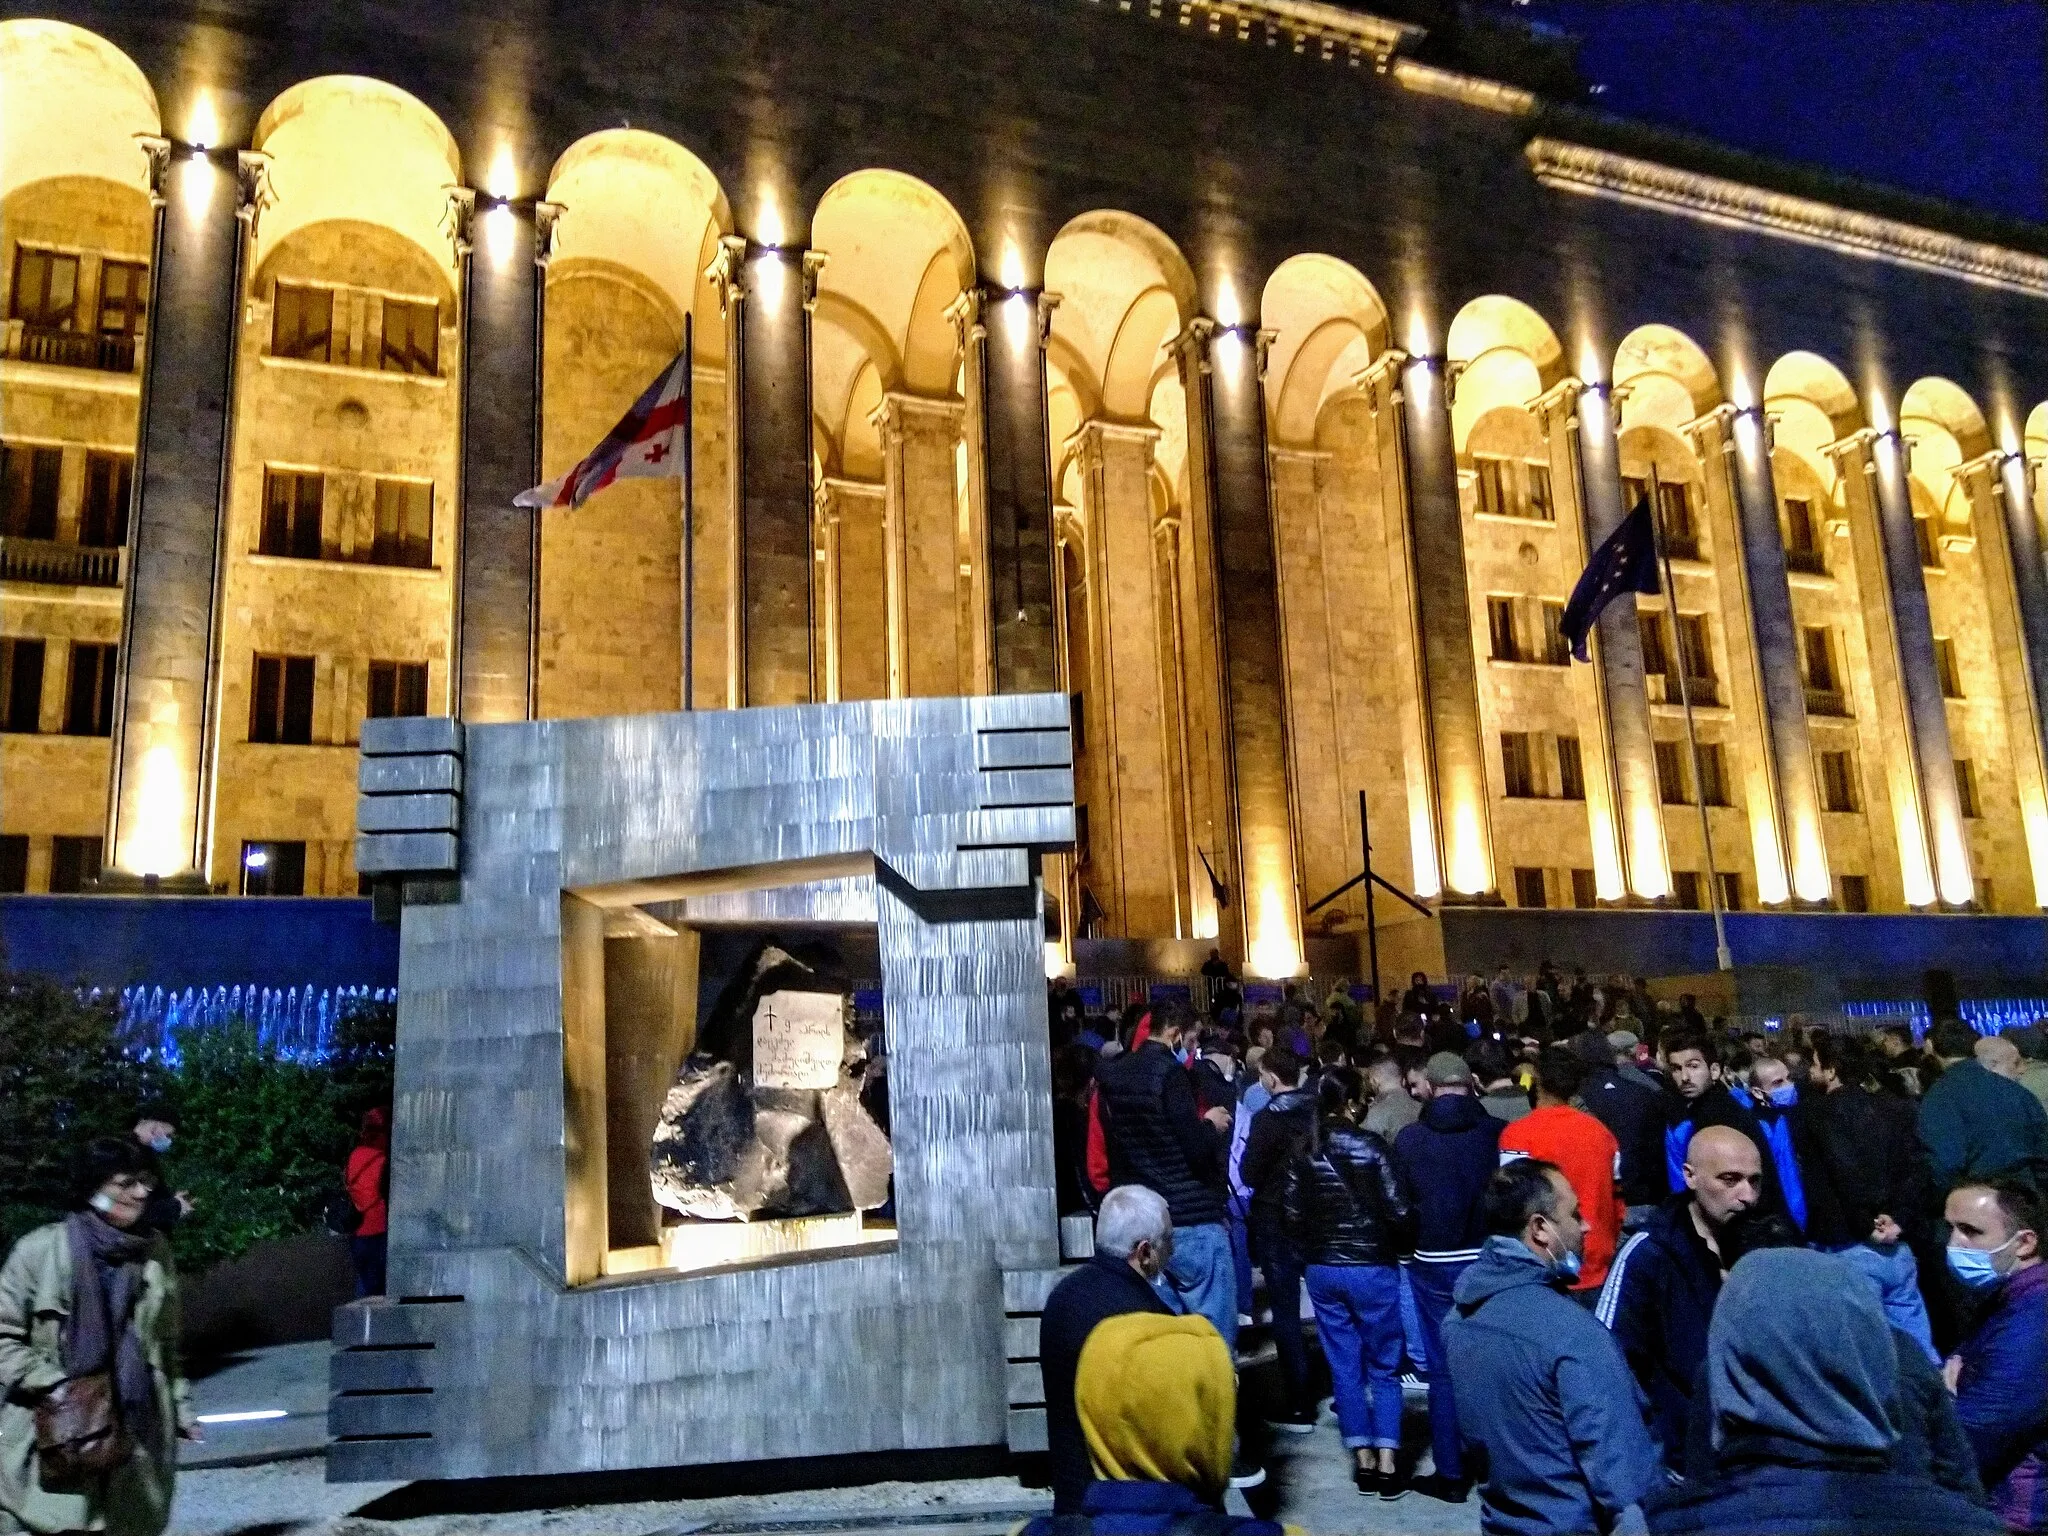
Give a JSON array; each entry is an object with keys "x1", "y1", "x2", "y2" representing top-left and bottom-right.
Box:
[
  {"x1": 1392, "y1": 1050, "x2": 1506, "y2": 1499},
  {"x1": 1443, "y1": 1158, "x2": 1660, "y2": 1535}
]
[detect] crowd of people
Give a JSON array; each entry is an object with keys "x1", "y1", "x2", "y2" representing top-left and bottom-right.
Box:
[{"x1": 1042, "y1": 961, "x2": 2048, "y2": 1534}]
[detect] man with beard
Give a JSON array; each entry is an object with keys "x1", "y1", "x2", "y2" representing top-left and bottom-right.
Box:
[
  {"x1": 1627, "y1": 1026, "x2": 1782, "y2": 1219},
  {"x1": 1596, "y1": 1125, "x2": 1767, "y2": 1471}
]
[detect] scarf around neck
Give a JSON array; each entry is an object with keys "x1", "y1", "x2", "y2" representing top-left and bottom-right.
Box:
[{"x1": 63, "y1": 1211, "x2": 160, "y2": 1447}]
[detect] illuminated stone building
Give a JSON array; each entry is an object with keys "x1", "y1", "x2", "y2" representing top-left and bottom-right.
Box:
[{"x1": 6, "y1": 3, "x2": 2048, "y2": 986}]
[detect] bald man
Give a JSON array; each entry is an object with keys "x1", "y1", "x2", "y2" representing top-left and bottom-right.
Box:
[
  {"x1": 1978, "y1": 1033, "x2": 2025, "y2": 1082},
  {"x1": 1596, "y1": 1126, "x2": 1766, "y2": 1469}
]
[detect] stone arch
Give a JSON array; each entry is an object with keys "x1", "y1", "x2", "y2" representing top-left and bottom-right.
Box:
[
  {"x1": 1446, "y1": 295, "x2": 1563, "y2": 451},
  {"x1": 1260, "y1": 254, "x2": 1389, "y2": 450},
  {"x1": 1617, "y1": 325, "x2": 1723, "y2": 433},
  {"x1": 0, "y1": 20, "x2": 159, "y2": 203},
  {"x1": 249, "y1": 77, "x2": 463, "y2": 306},
  {"x1": 1902, "y1": 378, "x2": 1991, "y2": 532},
  {"x1": 1764, "y1": 351, "x2": 1861, "y2": 496}
]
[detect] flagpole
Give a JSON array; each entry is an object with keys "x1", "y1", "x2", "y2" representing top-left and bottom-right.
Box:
[
  {"x1": 682, "y1": 313, "x2": 695, "y2": 711},
  {"x1": 1648, "y1": 465, "x2": 1733, "y2": 972}
]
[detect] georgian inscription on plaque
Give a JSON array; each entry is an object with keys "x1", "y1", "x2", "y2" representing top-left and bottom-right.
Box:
[{"x1": 751, "y1": 990, "x2": 845, "y2": 1089}]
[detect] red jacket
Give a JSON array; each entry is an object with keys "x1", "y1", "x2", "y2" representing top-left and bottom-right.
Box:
[
  {"x1": 346, "y1": 1144, "x2": 389, "y2": 1238},
  {"x1": 1499, "y1": 1103, "x2": 1623, "y2": 1290}
]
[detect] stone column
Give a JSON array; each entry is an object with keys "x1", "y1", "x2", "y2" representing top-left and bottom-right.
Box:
[
  {"x1": 820, "y1": 478, "x2": 888, "y2": 703},
  {"x1": 1398, "y1": 350, "x2": 1497, "y2": 901},
  {"x1": 104, "y1": 144, "x2": 249, "y2": 888},
  {"x1": 1554, "y1": 379, "x2": 1666, "y2": 901},
  {"x1": 1686, "y1": 407, "x2": 1829, "y2": 905},
  {"x1": 982, "y1": 289, "x2": 1058, "y2": 693},
  {"x1": 1994, "y1": 448, "x2": 2048, "y2": 905},
  {"x1": 455, "y1": 197, "x2": 546, "y2": 724},
  {"x1": 875, "y1": 392, "x2": 967, "y2": 698},
  {"x1": 1861, "y1": 426, "x2": 1974, "y2": 905},
  {"x1": 729, "y1": 241, "x2": 818, "y2": 706},
  {"x1": 1074, "y1": 421, "x2": 1185, "y2": 938}
]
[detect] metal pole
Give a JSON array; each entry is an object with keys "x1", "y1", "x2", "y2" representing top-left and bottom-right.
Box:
[
  {"x1": 682, "y1": 314, "x2": 695, "y2": 711},
  {"x1": 1648, "y1": 466, "x2": 1733, "y2": 971},
  {"x1": 1359, "y1": 788, "x2": 1381, "y2": 1004}
]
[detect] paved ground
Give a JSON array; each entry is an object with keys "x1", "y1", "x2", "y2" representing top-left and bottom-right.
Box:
[{"x1": 169, "y1": 1336, "x2": 1484, "y2": 1536}]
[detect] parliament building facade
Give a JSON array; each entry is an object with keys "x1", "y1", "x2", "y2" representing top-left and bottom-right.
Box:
[{"x1": 6, "y1": 2, "x2": 2048, "y2": 983}]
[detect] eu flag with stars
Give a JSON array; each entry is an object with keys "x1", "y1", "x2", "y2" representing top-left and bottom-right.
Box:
[{"x1": 1560, "y1": 498, "x2": 1660, "y2": 662}]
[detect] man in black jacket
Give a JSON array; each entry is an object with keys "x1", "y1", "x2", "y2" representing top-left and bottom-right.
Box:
[
  {"x1": 1596, "y1": 1124, "x2": 1763, "y2": 1469},
  {"x1": 1037, "y1": 1185, "x2": 1175, "y2": 1514},
  {"x1": 1238, "y1": 1044, "x2": 1316, "y2": 1431},
  {"x1": 1627, "y1": 1026, "x2": 1783, "y2": 1216},
  {"x1": 1095, "y1": 1007, "x2": 1237, "y2": 1350}
]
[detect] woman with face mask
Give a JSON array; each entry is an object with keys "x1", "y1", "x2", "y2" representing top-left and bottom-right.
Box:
[
  {"x1": 1944, "y1": 1179, "x2": 2048, "y2": 1533},
  {"x1": 0, "y1": 1137, "x2": 194, "y2": 1536}
]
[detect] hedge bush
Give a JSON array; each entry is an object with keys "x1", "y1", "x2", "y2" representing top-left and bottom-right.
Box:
[{"x1": 0, "y1": 970, "x2": 394, "y2": 1273}]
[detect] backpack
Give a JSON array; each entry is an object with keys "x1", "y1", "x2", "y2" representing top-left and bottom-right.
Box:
[{"x1": 324, "y1": 1189, "x2": 362, "y2": 1237}]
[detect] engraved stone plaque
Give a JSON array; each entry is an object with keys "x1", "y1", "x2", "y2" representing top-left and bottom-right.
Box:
[{"x1": 751, "y1": 990, "x2": 845, "y2": 1089}]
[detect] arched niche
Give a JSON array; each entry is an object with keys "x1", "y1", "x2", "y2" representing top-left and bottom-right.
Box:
[
  {"x1": 1044, "y1": 210, "x2": 1196, "y2": 426},
  {"x1": 1446, "y1": 295, "x2": 1562, "y2": 451},
  {"x1": 1901, "y1": 378, "x2": 1991, "y2": 535},
  {"x1": 1259, "y1": 254, "x2": 1388, "y2": 451},
  {"x1": 1616, "y1": 325, "x2": 1723, "y2": 434},
  {"x1": 0, "y1": 20, "x2": 159, "y2": 203},
  {"x1": 1764, "y1": 351, "x2": 1862, "y2": 499}
]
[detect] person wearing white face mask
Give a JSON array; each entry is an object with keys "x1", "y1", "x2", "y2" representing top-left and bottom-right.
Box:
[
  {"x1": 1944, "y1": 1179, "x2": 2048, "y2": 1533},
  {"x1": 127, "y1": 1107, "x2": 194, "y2": 1238},
  {"x1": 1442, "y1": 1159, "x2": 1659, "y2": 1536}
]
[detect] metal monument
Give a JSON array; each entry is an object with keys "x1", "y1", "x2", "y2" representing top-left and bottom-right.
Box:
[{"x1": 332, "y1": 694, "x2": 1074, "y2": 1480}]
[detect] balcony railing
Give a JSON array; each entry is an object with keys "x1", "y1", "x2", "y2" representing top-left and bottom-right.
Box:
[
  {"x1": 3, "y1": 320, "x2": 138, "y2": 374},
  {"x1": 1805, "y1": 686, "x2": 1851, "y2": 718},
  {"x1": 0, "y1": 537, "x2": 123, "y2": 587},
  {"x1": 1662, "y1": 673, "x2": 1720, "y2": 708},
  {"x1": 1662, "y1": 534, "x2": 1703, "y2": 562}
]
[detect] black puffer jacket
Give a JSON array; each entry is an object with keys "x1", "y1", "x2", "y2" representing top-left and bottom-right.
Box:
[
  {"x1": 1281, "y1": 1116, "x2": 1415, "y2": 1265},
  {"x1": 1095, "y1": 1039, "x2": 1228, "y2": 1227}
]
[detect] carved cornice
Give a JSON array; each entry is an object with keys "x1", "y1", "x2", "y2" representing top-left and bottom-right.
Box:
[
  {"x1": 1391, "y1": 59, "x2": 1534, "y2": 115},
  {"x1": 1091, "y1": 0, "x2": 1420, "y2": 71},
  {"x1": 706, "y1": 234, "x2": 748, "y2": 312},
  {"x1": 1527, "y1": 138, "x2": 2048, "y2": 299}
]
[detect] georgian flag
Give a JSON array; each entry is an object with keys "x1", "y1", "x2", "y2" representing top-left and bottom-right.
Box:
[
  {"x1": 515, "y1": 347, "x2": 690, "y2": 510},
  {"x1": 1560, "y1": 497, "x2": 1661, "y2": 663}
]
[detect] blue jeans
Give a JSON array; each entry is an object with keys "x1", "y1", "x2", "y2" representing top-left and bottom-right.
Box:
[
  {"x1": 1159, "y1": 1220, "x2": 1238, "y2": 1352},
  {"x1": 1820, "y1": 1240, "x2": 1938, "y2": 1363},
  {"x1": 1227, "y1": 1192, "x2": 1256, "y2": 1320},
  {"x1": 1252, "y1": 1220, "x2": 1311, "y2": 1414},
  {"x1": 1305, "y1": 1263, "x2": 1405, "y2": 1450},
  {"x1": 1398, "y1": 1264, "x2": 1427, "y2": 1371},
  {"x1": 1406, "y1": 1257, "x2": 1472, "y2": 1479}
]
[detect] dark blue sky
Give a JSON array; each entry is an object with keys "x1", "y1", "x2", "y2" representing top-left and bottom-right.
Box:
[{"x1": 1522, "y1": 0, "x2": 2048, "y2": 223}]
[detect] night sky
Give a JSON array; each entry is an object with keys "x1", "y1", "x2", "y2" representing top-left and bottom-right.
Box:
[{"x1": 1522, "y1": 0, "x2": 2048, "y2": 224}]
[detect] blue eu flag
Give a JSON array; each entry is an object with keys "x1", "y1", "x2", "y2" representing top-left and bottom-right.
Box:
[{"x1": 1560, "y1": 498, "x2": 1660, "y2": 662}]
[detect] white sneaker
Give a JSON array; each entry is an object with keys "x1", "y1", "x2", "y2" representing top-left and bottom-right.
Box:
[{"x1": 1400, "y1": 1372, "x2": 1427, "y2": 1393}]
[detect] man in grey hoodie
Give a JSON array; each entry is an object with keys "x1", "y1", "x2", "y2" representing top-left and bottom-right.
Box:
[{"x1": 1443, "y1": 1158, "x2": 1660, "y2": 1535}]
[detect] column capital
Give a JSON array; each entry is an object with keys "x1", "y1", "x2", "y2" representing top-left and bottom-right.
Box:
[
  {"x1": 706, "y1": 234, "x2": 748, "y2": 312},
  {"x1": 801, "y1": 249, "x2": 828, "y2": 311},
  {"x1": 944, "y1": 287, "x2": 985, "y2": 350},
  {"x1": 534, "y1": 201, "x2": 565, "y2": 265},
  {"x1": 1354, "y1": 347, "x2": 1408, "y2": 413},
  {"x1": 1820, "y1": 426, "x2": 1879, "y2": 469},
  {"x1": 1531, "y1": 375, "x2": 1585, "y2": 435},
  {"x1": 235, "y1": 150, "x2": 275, "y2": 237},
  {"x1": 1168, "y1": 317, "x2": 1218, "y2": 383},
  {"x1": 136, "y1": 135, "x2": 173, "y2": 207},
  {"x1": 869, "y1": 389, "x2": 967, "y2": 446},
  {"x1": 1681, "y1": 402, "x2": 1741, "y2": 456},
  {"x1": 445, "y1": 186, "x2": 477, "y2": 261},
  {"x1": 1070, "y1": 416, "x2": 1162, "y2": 456}
]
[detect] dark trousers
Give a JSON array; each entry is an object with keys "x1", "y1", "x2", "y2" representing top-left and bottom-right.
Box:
[
  {"x1": 1251, "y1": 1220, "x2": 1311, "y2": 1415},
  {"x1": 1406, "y1": 1257, "x2": 1473, "y2": 1480},
  {"x1": 351, "y1": 1233, "x2": 388, "y2": 1297}
]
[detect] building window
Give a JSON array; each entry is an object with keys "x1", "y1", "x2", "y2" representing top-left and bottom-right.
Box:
[
  {"x1": 79, "y1": 453, "x2": 131, "y2": 549},
  {"x1": 1934, "y1": 637, "x2": 1963, "y2": 699},
  {"x1": 240, "y1": 840, "x2": 307, "y2": 897},
  {"x1": 380, "y1": 297, "x2": 439, "y2": 376},
  {"x1": 1783, "y1": 496, "x2": 1826, "y2": 575},
  {"x1": 1569, "y1": 868, "x2": 1597, "y2": 909},
  {"x1": 1955, "y1": 759, "x2": 1981, "y2": 819},
  {"x1": 1819, "y1": 749, "x2": 1860, "y2": 813},
  {"x1": 1676, "y1": 614, "x2": 1718, "y2": 704},
  {"x1": 1, "y1": 444, "x2": 62, "y2": 539},
  {"x1": 1696, "y1": 742, "x2": 1730, "y2": 807},
  {"x1": 1513, "y1": 867, "x2": 1548, "y2": 908},
  {"x1": 1656, "y1": 480, "x2": 1701, "y2": 560},
  {"x1": 1540, "y1": 600, "x2": 1570, "y2": 665},
  {"x1": 49, "y1": 835, "x2": 101, "y2": 894},
  {"x1": 1073, "y1": 804, "x2": 1090, "y2": 865},
  {"x1": 63, "y1": 643, "x2": 116, "y2": 736},
  {"x1": 1839, "y1": 873, "x2": 1870, "y2": 913},
  {"x1": 0, "y1": 835, "x2": 25, "y2": 893},
  {"x1": 1914, "y1": 514, "x2": 1941, "y2": 570},
  {"x1": 1, "y1": 638, "x2": 44, "y2": 732},
  {"x1": 1622, "y1": 473, "x2": 1649, "y2": 514},
  {"x1": 371, "y1": 478, "x2": 433, "y2": 568},
  {"x1": 1717, "y1": 872, "x2": 1742, "y2": 913},
  {"x1": 1655, "y1": 739, "x2": 1690, "y2": 805},
  {"x1": 97, "y1": 260, "x2": 148, "y2": 343},
  {"x1": 1557, "y1": 734, "x2": 1585, "y2": 801},
  {"x1": 1639, "y1": 610, "x2": 1671, "y2": 677},
  {"x1": 250, "y1": 654, "x2": 316, "y2": 745},
  {"x1": 1475, "y1": 456, "x2": 1511, "y2": 518},
  {"x1": 1501, "y1": 732, "x2": 1537, "y2": 798},
  {"x1": 272, "y1": 282, "x2": 336, "y2": 362},
  {"x1": 260, "y1": 469, "x2": 324, "y2": 559},
  {"x1": 1801, "y1": 626, "x2": 1846, "y2": 715},
  {"x1": 367, "y1": 660, "x2": 429, "y2": 719},
  {"x1": 1673, "y1": 870, "x2": 1702, "y2": 910},
  {"x1": 1488, "y1": 597, "x2": 1520, "y2": 662},
  {"x1": 1525, "y1": 461, "x2": 1555, "y2": 522},
  {"x1": 10, "y1": 247, "x2": 79, "y2": 329}
]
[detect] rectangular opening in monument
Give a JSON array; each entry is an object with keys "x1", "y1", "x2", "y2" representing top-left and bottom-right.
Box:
[{"x1": 561, "y1": 885, "x2": 896, "y2": 1287}]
